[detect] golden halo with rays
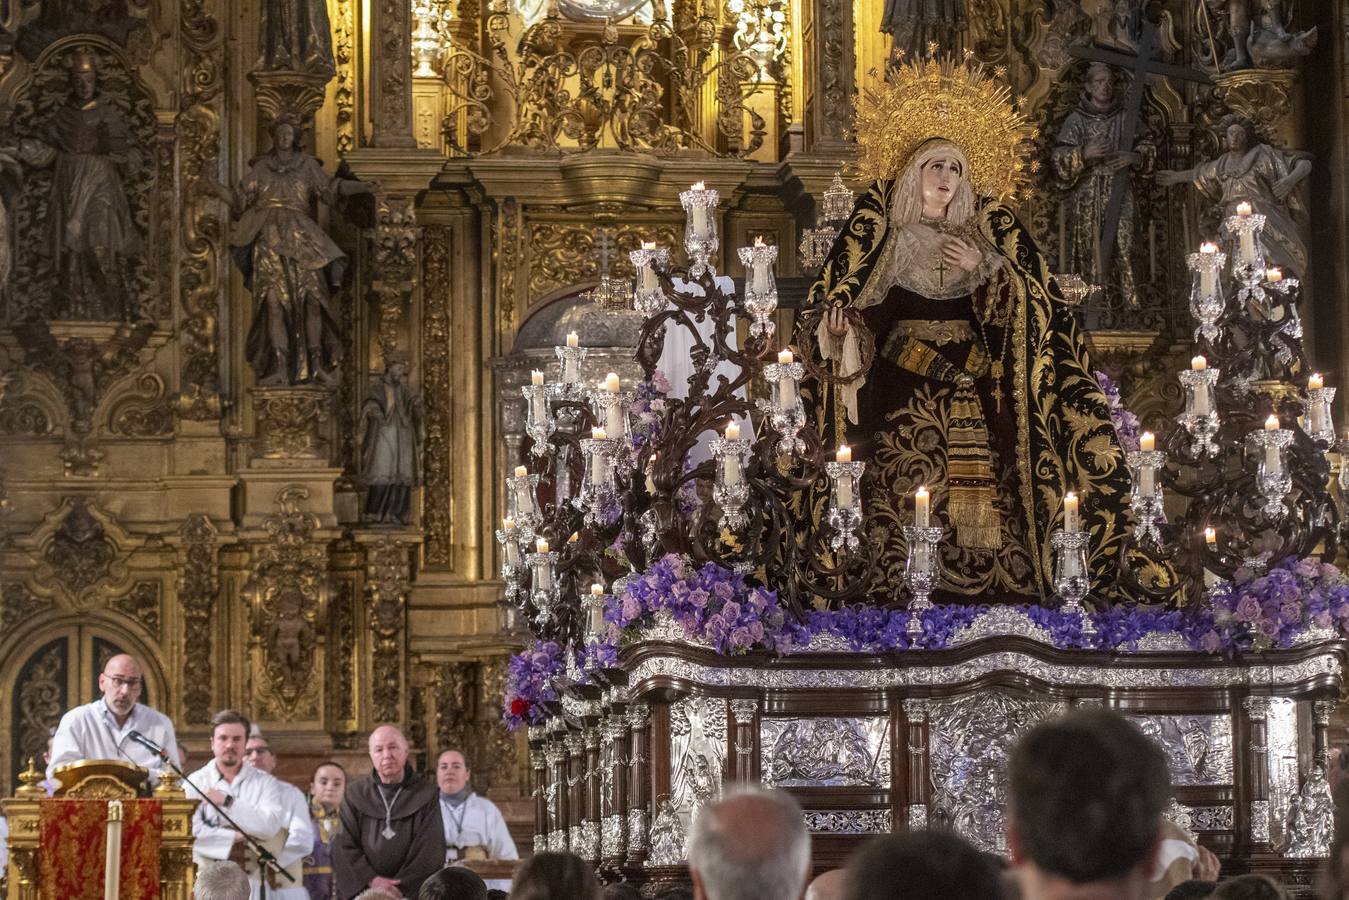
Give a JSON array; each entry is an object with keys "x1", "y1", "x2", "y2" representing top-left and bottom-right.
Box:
[{"x1": 851, "y1": 49, "x2": 1038, "y2": 200}]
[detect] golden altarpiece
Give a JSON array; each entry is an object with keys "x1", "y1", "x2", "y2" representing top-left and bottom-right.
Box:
[{"x1": 0, "y1": 0, "x2": 1348, "y2": 867}]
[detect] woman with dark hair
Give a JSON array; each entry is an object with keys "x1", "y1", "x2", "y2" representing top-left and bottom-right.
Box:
[{"x1": 510, "y1": 851, "x2": 601, "y2": 900}]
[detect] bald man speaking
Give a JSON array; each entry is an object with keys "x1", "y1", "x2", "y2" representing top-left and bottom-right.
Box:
[
  {"x1": 47, "y1": 653, "x2": 180, "y2": 785},
  {"x1": 333, "y1": 724, "x2": 444, "y2": 899}
]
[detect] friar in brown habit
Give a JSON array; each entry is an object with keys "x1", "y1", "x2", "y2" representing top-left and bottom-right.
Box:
[{"x1": 333, "y1": 724, "x2": 445, "y2": 899}]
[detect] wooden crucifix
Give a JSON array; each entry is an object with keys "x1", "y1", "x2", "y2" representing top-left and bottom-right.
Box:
[{"x1": 1067, "y1": 12, "x2": 1210, "y2": 278}]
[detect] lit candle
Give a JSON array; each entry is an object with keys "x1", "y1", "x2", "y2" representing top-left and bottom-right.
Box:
[
  {"x1": 1205, "y1": 526, "x2": 1217, "y2": 547},
  {"x1": 562, "y1": 333, "x2": 580, "y2": 383},
  {"x1": 914, "y1": 485, "x2": 930, "y2": 528},
  {"x1": 592, "y1": 427, "x2": 608, "y2": 440},
  {"x1": 1138, "y1": 434, "x2": 1155, "y2": 496},
  {"x1": 640, "y1": 241, "x2": 658, "y2": 291},
  {"x1": 515, "y1": 465, "x2": 528, "y2": 477},
  {"x1": 1198, "y1": 242, "x2": 1218, "y2": 296},
  {"x1": 836, "y1": 445, "x2": 852, "y2": 463},
  {"x1": 529, "y1": 370, "x2": 547, "y2": 422},
  {"x1": 536, "y1": 537, "x2": 550, "y2": 554},
  {"x1": 1234, "y1": 203, "x2": 1256, "y2": 265},
  {"x1": 1236, "y1": 201, "x2": 1252, "y2": 217},
  {"x1": 1190, "y1": 356, "x2": 1210, "y2": 416},
  {"x1": 725, "y1": 421, "x2": 741, "y2": 441},
  {"x1": 1309, "y1": 374, "x2": 1328, "y2": 434},
  {"x1": 689, "y1": 182, "x2": 709, "y2": 239},
  {"x1": 1266, "y1": 267, "x2": 1283, "y2": 284},
  {"x1": 750, "y1": 235, "x2": 769, "y2": 294},
  {"x1": 777, "y1": 349, "x2": 797, "y2": 407},
  {"x1": 531, "y1": 369, "x2": 545, "y2": 385},
  {"x1": 503, "y1": 518, "x2": 520, "y2": 566},
  {"x1": 1310, "y1": 373, "x2": 1325, "y2": 391},
  {"x1": 603, "y1": 373, "x2": 624, "y2": 435},
  {"x1": 589, "y1": 583, "x2": 606, "y2": 634},
  {"x1": 1264, "y1": 414, "x2": 1282, "y2": 475},
  {"x1": 1203, "y1": 527, "x2": 1218, "y2": 588},
  {"x1": 1063, "y1": 491, "x2": 1080, "y2": 532},
  {"x1": 534, "y1": 538, "x2": 552, "y2": 589},
  {"x1": 721, "y1": 447, "x2": 741, "y2": 489}
]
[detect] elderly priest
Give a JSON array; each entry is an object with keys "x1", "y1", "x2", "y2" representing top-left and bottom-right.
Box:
[
  {"x1": 334, "y1": 724, "x2": 444, "y2": 899},
  {"x1": 47, "y1": 653, "x2": 180, "y2": 784}
]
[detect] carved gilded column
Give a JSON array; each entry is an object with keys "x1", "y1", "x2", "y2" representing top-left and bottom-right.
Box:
[
  {"x1": 370, "y1": 196, "x2": 422, "y2": 360},
  {"x1": 903, "y1": 699, "x2": 930, "y2": 830},
  {"x1": 361, "y1": 534, "x2": 420, "y2": 725},
  {"x1": 1243, "y1": 696, "x2": 1273, "y2": 851},
  {"x1": 369, "y1": 0, "x2": 417, "y2": 147},
  {"x1": 805, "y1": 0, "x2": 854, "y2": 150},
  {"x1": 730, "y1": 698, "x2": 759, "y2": 784},
  {"x1": 626, "y1": 701, "x2": 652, "y2": 865}
]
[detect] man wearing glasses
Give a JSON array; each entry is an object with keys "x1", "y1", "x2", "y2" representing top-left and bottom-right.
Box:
[
  {"x1": 47, "y1": 653, "x2": 180, "y2": 785},
  {"x1": 242, "y1": 730, "x2": 315, "y2": 900}
]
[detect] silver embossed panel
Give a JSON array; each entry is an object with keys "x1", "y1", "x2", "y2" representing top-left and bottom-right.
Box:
[
  {"x1": 1266, "y1": 697, "x2": 1299, "y2": 850},
  {"x1": 802, "y1": 809, "x2": 893, "y2": 834},
  {"x1": 664, "y1": 695, "x2": 727, "y2": 862},
  {"x1": 1131, "y1": 714, "x2": 1234, "y2": 786},
  {"x1": 760, "y1": 716, "x2": 891, "y2": 788},
  {"x1": 928, "y1": 692, "x2": 1066, "y2": 854}
]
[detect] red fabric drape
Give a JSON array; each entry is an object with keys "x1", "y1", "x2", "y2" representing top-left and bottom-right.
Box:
[{"x1": 39, "y1": 798, "x2": 162, "y2": 900}]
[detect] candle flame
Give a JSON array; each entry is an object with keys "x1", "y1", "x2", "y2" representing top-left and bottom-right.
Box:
[
  {"x1": 1199, "y1": 242, "x2": 1218, "y2": 254},
  {"x1": 691, "y1": 181, "x2": 706, "y2": 191}
]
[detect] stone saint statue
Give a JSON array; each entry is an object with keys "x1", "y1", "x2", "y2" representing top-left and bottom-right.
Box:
[
  {"x1": 18, "y1": 51, "x2": 143, "y2": 320},
  {"x1": 207, "y1": 116, "x2": 375, "y2": 386},
  {"x1": 258, "y1": 0, "x2": 336, "y2": 76},
  {"x1": 1051, "y1": 62, "x2": 1144, "y2": 308},
  {"x1": 1203, "y1": 0, "x2": 1315, "y2": 70},
  {"x1": 358, "y1": 352, "x2": 424, "y2": 525},
  {"x1": 880, "y1": 0, "x2": 966, "y2": 60},
  {"x1": 1157, "y1": 115, "x2": 1310, "y2": 276}
]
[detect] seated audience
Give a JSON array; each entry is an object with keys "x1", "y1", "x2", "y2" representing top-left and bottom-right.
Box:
[
  {"x1": 1008, "y1": 709, "x2": 1170, "y2": 900},
  {"x1": 687, "y1": 785, "x2": 810, "y2": 900},
  {"x1": 306, "y1": 760, "x2": 348, "y2": 900},
  {"x1": 485, "y1": 891, "x2": 508, "y2": 900},
  {"x1": 602, "y1": 883, "x2": 642, "y2": 900},
  {"x1": 335, "y1": 724, "x2": 445, "y2": 899},
  {"x1": 844, "y1": 831, "x2": 1002, "y2": 900},
  {"x1": 1210, "y1": 876, "x2": 1287, "y2": 900},
  {"x1": 1165, "y1": 882, "x2": 1217, "y2": 900},
  {"x1": 48, "y1": 653, "x2": 180, "y2": 785},
  {"x1": 195, "y1": 860, "x2": 252, "y2": 900},
  {"x1": 510, "y1": 851, "x2": 601, "y2": 900},
  {"x1": 353, "y1": 891, "x2": 401, "y2": 900},
  {"x1": 417, "y1": 866, "x2": 488, "y2": 900}
]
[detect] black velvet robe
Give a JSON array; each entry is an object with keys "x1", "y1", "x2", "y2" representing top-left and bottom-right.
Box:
[{"x1": 334, "y1": 767, "x2": 445, "y2": 899}]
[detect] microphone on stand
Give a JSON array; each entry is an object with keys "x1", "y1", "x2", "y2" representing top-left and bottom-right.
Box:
[{"x1": 126, "y1": 730, "x2": 169, "y2": 761}]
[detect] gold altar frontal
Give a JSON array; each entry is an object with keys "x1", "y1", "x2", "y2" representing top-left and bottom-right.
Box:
[{"x1": 2, "y1": 759, "x2": 198, "y2": 900}]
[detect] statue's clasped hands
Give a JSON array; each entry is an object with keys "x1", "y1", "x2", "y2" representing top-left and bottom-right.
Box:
[{"x1": 940, "y1": 236, "x2": 981, "y2": 273}]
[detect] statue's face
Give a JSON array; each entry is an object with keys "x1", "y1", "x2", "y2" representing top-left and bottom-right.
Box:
[
  {"x1": 387, "y1": 362, "x2": 408, "y2": 384},
  {"x1": 920, "y1": 156, "x2": 963, "y2": 215},
  {"x1": 73, "y1": 69, "x2": 97, "y2": 101},
  {"x1": 1085, "y1": 67, "x2": 1113, "y2": 106},
  {"x1": 1225, "y1": 123, "x2": 1250, "y2": 152},
  {"x1": 273, "y1": 123, "x2": 296, "y2": 151}
]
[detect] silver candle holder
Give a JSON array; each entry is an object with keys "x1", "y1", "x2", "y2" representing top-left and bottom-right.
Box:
[
  {"x1": 1224, "y1": 209, "x2": 1267, "y2": 276},
  {"x1": 758, "y1": 359, "x2": 806, "y2": 455},
  {"x1": 710, "y1": 435, "x2": 753, "y2": 530},
  {"x1": 527, "y1": 546, "x2": 561, "y2": 625},
  {"x1": 824, "y1": 460, "x2": 865, "y2": 551},
  {"x1": 1051, "y1": 529, "x2": 1093, "y2": 630},
  {"x1": 737, "y1": 241, "x2": 780, "y2": 338},
  {"x1": 522, "y1": 379, "x2": 556, "y2": 456},
  {"x1": 629, "y1": 244, "x2": 670, "y2": 318},
  {"x1": 680, "y1": 183, "x2": 720, "y2": 277},
  {"x1": 1127, "y1": 448, "x2": 1166, "y2": 546},
  {"x1": 1178, "y1": 367, "x2": 1221, "y2": 458},
  {"x1": 1250, "y1": 425, "x2": 1293, "y2": 520},
  {"x1": 578, "y1": 436, "x2": 622, "y2": 525},
  {"x1": 902, "y1": 524, "x2": 942, "y2": 635},
  {"x1": 555, "y1": 344, "x2": 589, "y2": 397},
  {"x1": 1305, "y1": 386, "x2": 1337, "y2": 446},
  {"x1": 590, "y1": 387, "x2": 633, "y2": 449},
  {"x1": 508, "y1": 469, "x2": 543, "y2": 530},
  {"x1": 583, "y1": 586, "x2": 608, "y2": 646},
  {"x1": 496, "y1": 520, "x2": 532, "y2": 602},
  {"x1": 1185, "y1": 245, "x2": 1227, "y2": 343}
]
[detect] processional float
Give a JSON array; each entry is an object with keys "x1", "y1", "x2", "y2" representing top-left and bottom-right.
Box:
[{"x1": 494, "y1": 57, "x2": 1346, "y2": 892}]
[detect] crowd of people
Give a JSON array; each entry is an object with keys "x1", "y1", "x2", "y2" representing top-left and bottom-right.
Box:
[{"x1": 9, "y1": 653, "x2": 1349, "y2": 900}]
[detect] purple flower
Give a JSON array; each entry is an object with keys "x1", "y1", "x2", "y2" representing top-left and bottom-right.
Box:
[{"x1": 1235, "y1": 595, "x2": 1262, "y2": 622}]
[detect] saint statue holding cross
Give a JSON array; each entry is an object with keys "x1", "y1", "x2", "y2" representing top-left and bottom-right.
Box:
[{"x1": 800, "y1": 55, "x2": 1139, "y2": 603}]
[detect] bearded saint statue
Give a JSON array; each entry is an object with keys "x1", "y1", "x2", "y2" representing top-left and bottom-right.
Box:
[{"x1": 800, "y1": 56, "x2": 1145, "y2": 603}]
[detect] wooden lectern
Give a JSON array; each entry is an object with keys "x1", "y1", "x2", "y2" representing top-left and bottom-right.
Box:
[{"x1": 2, "y1": 758, "x2": 198, "y2": 900}]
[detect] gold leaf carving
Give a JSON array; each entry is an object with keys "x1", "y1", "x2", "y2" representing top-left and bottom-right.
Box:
[{"x1": 422, "y1": 225, "x2": 454, "y2": 569}]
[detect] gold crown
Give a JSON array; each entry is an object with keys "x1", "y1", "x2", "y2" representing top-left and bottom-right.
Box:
[{"x1": 851, "y1": 50, "x2": 1036, "y2": 200}]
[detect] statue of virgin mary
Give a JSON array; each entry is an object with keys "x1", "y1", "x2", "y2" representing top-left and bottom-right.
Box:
[{"x1": 801, "y1": 55, "x2": 1138, "y2": 602}]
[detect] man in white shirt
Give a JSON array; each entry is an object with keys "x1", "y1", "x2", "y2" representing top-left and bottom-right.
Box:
[
  {"x1": 47, "y1": 654, "x2": 180, "y2": 785},
  {"x1": 435, "y1": 749, "x2": 517, "y2": 891},
  {"x1": 187, "y1": 710, "x2": 312, "y2": 900},
  {"x1": 243, "y1": 731, "x2": 315, "y2": 900}
]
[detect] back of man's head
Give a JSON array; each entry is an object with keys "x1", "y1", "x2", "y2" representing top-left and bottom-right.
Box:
[
  {"x1": 844, "y1": 831, "x2": 1002, "y2": 900},
  {"x1": 1009, "y1": 709, "x2": 1169, "y2": 884},
  {"x1": 1209, "y1": 875, "x2": 1287, "y2": 900},
  {"x1": 194, "y1": 861, "x2": 250, "y2": 900},
  {"x1": 688, "y1": 786, "x2": 811, "y2": 900},
  {"x1": 1165, "y1": 881, "x2": 1217, "y2": 900},
  {"x1": 418, "y1": 865, "x2": 489, "y2": 900}
]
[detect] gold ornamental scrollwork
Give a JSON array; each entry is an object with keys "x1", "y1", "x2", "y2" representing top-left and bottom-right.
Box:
[
  {"x1": 526, "y1": 222, "x2": 682, "y2": 301},
  {"x1": 421, "y1": 224, "x2": 454, "y2": 569},
  {"x1": 178, "y1": 514, "x2": 219, "y2": 725},
  {"x1": 441, "y1": 3, "x2": 770, "y2": 156},
  {"x1": 370, "y1": 196, "x2": 422, "y2": 360},
  {"x1": 367, "y1": 537, "x2": 412, "y2": 724}
]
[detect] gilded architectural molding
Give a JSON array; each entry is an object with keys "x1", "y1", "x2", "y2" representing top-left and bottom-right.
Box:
[
  {"x1": 525, "y1": 222, "x2": 682, "y2": 300},
  {"x1": 497, "y1": 199, "x2": 522, "y2": 332},
  {"x1": 110, "y1": 580, "x2": 163, "y2": 641},
  {"x1": 371, "y1": 195, "x2": 422, "y2": 359},
  {"x1": 367, "y1": 536, "x2": 411, "y2": 723},
  {"x1": 178, "y1": 514, "x2": 218, "y2": 726},
  {"x1": 371, "y1": 0, "x2": 416, "y2": 147},
  {"x1": 421, "y1": 224, "x2": 454, "y2": 569},
  {"x1": 332, "y1": 0, "x2": 357, "y2": 153}
]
